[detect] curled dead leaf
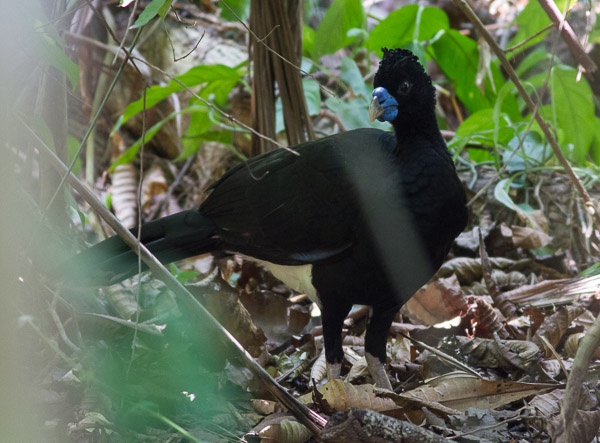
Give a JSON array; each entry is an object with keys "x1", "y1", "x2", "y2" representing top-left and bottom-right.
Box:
[
  {"x1": 455, "y1": 336, "x2": 540, "y2": 370},
  {"x1": 405, "y1": 275, "x2": 468, "y2": 326},
  {"x1": 511, "y1": 225, "x2": 552, "y2": 250},
  {"x1": 532, "y1": 305, "x2": 586, "y2": 357},
  {"x1": 401, "y1": 372, "x2": 557, "y2": 412}
]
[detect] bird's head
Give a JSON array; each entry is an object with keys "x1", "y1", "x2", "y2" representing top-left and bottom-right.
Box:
[{"x1": 369, "y1": 48, "x2": 436, "y2": 124}]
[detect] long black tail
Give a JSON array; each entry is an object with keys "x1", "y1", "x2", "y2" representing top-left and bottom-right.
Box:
[{"x1": 61, "y1": 210, "x2": 219, "y2": 286}]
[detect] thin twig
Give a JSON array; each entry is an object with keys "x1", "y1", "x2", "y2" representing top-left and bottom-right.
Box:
[
  {"x1": 537, "y1": 0, "x2": 596, "y2": 72},
  {"x1": 398, "y1": 332, "x2": 482, "y2": 378},
  {"x1": 453, "y1": 0, "x2": 600, "y2": 227},
  {"x1": 49, "y1": 296, "x2": 81, "y2": 353},
  {"x1": 504, "y1": 22, "x2": 555, "y2": 54},
  {"x1": 165, "y1": 24, "x2": 205, "y2": 62},
  {"x1": 113, "y1": 0, "x2": 139, "y2": 65},
  {"x1": 148, "y1": 153, "x2": 197, "y2": 220}
]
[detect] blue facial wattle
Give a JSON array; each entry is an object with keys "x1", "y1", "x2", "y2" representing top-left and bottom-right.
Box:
[{"x1": 372, "y1": 87, "x2": 398, "y2": 122}]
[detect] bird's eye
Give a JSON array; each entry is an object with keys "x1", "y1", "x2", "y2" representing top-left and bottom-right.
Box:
[{"x1": 398, "y1": 81, "x2": 411, "y2": 95}]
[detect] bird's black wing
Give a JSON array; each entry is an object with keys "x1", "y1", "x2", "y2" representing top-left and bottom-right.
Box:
[{"x1": 200, "y1": 128, "x2": 396, "y2": 265}]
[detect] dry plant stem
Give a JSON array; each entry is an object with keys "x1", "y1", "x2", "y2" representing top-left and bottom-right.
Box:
[
  {"x1": 453, "y1": 0, "x2": 600, "y2": 227},
  {"x1": 18, "y1": 117, "x2": 327, "y2": 436},
  {"x1": 398, "y1": 332, "x2": 481, "y2": 377},
  {"x1": 537, "y1": 0, "x2": 597, "y2": 73},
  {"x1": 554, "y1": 312, "x2": 600, "y2": 443}
]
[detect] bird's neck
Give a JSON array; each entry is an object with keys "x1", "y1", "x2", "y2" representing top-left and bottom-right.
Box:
[{"x1": 391, "y1": 107, "x2": 444, "y2": 147}]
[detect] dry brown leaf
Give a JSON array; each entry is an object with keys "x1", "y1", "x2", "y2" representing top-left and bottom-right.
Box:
[
  {"x1": 299, "y1": 379, "x2": 397, "y2": 412},
  {"x1": 401, "y1": 372, "x2": 557, "y2": 412},
  {"x1": 252, "y1": 399, "x2": 283, "y2": 415},
  {"x1": 405, "y1": 275, "x2": 468, "y2": 325},
  {"x1": 102, "y1": 284, "x2": 139, "y2": 320},
  {"x1": 455, "y1": 336, "x2": 540, "y2": 370},
  {"x1": 140, "y1": 165, "x2": 168, "y2": 211},
  {"x1": 550, "y1": 409, "x2": 600, "y2": 443},
  {"x1": 530, "y1": 389, "x2": 564, "y2": 416},
  {"x1": 437, "y1": 257, "x2": 517, "y2": 284},
  {"x1": 110, "y1": 164, "x2": 138, "y2": 229},
  {"x1": 300, "y1": 379, "x2": 459, "y2": 425},
  {"x1": 491, "y1": 269, "x2": 527, "y2": 289},
  {"x1": 532, "y1": 305, "x2": 586, "y2": 357},
  {"x1": 345, "y1": 356, "x2": 369, "y2": 383},
  {"x1": 239, "y1": 289, "x2": 310, "y2": 344},
  {"x1": 200, "y1": 286, "x2": 266, "y2": 357},
  {"x1": 511, "y1": 225, "x2": 552, "y2": 250},
  {"x1": 505, "y1": 276, "x2": 599, "y2": 308},
  {"x1": 258, "y1": 418, "x2": 311, "y2": 443}
]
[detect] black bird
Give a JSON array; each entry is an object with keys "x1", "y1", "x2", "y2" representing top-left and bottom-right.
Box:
[{"x1": 65, "y1": 48, "x2": 467, "y2": 390}]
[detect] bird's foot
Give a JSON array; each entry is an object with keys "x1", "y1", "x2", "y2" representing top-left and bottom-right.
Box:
[
  {"x1": 326, "y1": 362, "x2": 342, "y2": 381},
  {"x1": 365, "y1": 352, "x2": 392, "y2": 391}
]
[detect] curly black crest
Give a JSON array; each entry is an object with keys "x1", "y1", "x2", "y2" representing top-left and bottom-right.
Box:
[{"x1": 374, "y1": 48, "x2": 434, "y2": 107}]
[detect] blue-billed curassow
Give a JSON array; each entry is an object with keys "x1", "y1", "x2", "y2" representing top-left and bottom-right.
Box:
[{"x1": 64, "y1": 48, "x2": 468, "y2": 390}]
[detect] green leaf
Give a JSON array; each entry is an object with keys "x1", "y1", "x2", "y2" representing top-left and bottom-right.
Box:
[
  {"x1": 494, "y1": 178, "x2": 520, "y2": 212},
  {"x1": 67, "y1": 135, "x2": 82, "y2": 175},
  {"x1": 276, "y1": 79, "x2": 322, "y2": 133},
  {"x1": 515, "y1": 47, "x2": 552, "y2": 78},
  {"x1": 340, "y1": 57, "x2": 370, "y2": 102},
  {"x1": 303, "y1": 79, "x2": 321, "y2": 116},
  {"x1": 454, "y1": 108, "x2": 515, "y2": 144},
  {"x1": 325, "y1": 97, "x2": 386, "y2": 131},
  {"x1": 118, "y1": 64, "x2": 241, "y2": 127},
  {"x1": 220, "y1": 0, "x2": 250, "y2": 22},
  {"x1": 368, "y1": 5, "x2": 449, "y2": 54},
  {"x1": 589, "y1": 118, "x2": 600, "y2": 165},
  {"x1": 157, "y1": 0, "x2": 172, "y2": 19},
  {"x1": 132, "y1": 0, "x2": 171, "y2": 28},
  {"x1": 111, "y1": 105, "x2": 215, "y2": 168},
  {"x1": 431, "y1": 30, "x2": 489, "y2": 113},
  {"x1": 502, "y1": 132, "x2": 551, "y2": 173},
  {"x1": 450, "y1": 108, "x2": 515, "y2": 164},
  {"x1": 303, "y1": 25, "x2": 315, "y2": 58},
  {"x1": 551, "y1": 65, "x2": 595, "y2": 164},
  {"x1": 508, "y1": 0, "x2": 567, "y2": 55},
  {"x1": 38, "y1": 34, "x2": 79, "y2": 90},
  {"x1": 177, "y1": 106, "x2": 214, "y2": 161},
  {"x1": 313, "y1": 0, "x2": 364, "y2": 59},
  {"x1": 111, "y1": 120, "x2": 166, "y2": 169}
]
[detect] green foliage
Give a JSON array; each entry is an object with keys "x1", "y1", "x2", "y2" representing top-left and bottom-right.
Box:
[
  {"x1": 38, "y1": 32, "x2": 79, "y2": 90},
  {"x1": 132, "y1": 0, "x2": 173, "y2": 28},
  {"x1": 115, "y1": 0, "x2": 600, "y2": 219},
  {"x1": 117, "y1": 64, "x2": 242, "y2": 127},
  {"x1": 550, "y1": 65, "x2": 596, "y2": 165},
  {"x1": 220, "y1": 0, "x2": 250, "y2": 22},
  {"x1": 312, "y1": 0, "x2": 364, "y2": 59},
  {"x1": 508, "y1": 0, "x2": 567, "y2": 55},
  {"x1": 368, "y1": 5, "x2": 449, "y2": 54}
]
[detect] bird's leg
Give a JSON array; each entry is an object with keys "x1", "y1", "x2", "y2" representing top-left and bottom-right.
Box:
[
  {"x1": 364, "y1": 305, "x2": 399, "y2": 391},
  {"x1": 321, "y1": 303, "x2": 351, "y2": 381}
]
